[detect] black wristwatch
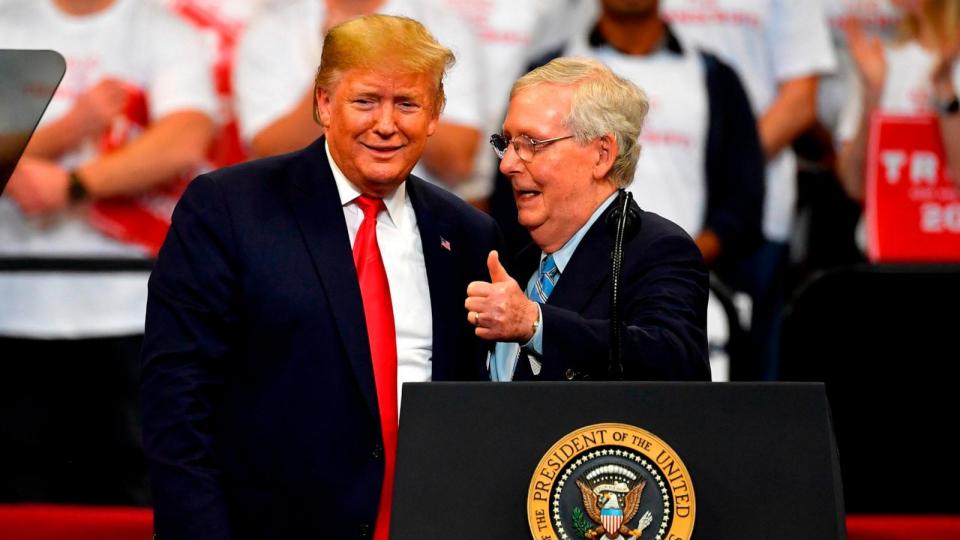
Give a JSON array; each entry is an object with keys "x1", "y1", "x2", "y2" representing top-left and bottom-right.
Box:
[
  {"x1": 935, "y1": 95, "x2": 960, "y2": 115},
  {"x1": 67, "y1": 169, "x2": 89, "y2": 202}
]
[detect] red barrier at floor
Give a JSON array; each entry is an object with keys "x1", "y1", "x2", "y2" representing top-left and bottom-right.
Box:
[
  {"x1": 0, "y1": 504, "x2": 152, "y2": 540},
  {"x1": 1, "y1": 505, "x2": 958, "y2": 539},
  {"x1": 848, "y1": 515, "x2": 960, "y2": 539}
]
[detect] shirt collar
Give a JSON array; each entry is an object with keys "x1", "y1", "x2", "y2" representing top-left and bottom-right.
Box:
[
  {"x1": 587, "y1": 21, "x2": 684, "y2": 56},
  {"x1": 544, "y1": 191, "x2": 619, "y2": 274},
  {"x1": 326, "y1": 139, "x2": 405, "y2": 228}
]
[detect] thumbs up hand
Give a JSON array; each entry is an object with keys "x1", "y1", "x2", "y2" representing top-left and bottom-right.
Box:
[{"x1": 465, "y1": 251, "x2": 541, "y2": 342}]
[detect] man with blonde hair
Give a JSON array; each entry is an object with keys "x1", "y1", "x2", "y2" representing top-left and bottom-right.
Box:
[
  {"x1": 234, "y1": 0, "x2": 484, "y2": 192},
  {"x1": 465, "y1": 57, "x2": 709, "y2": 381},
  {"x1": 142, "y1": 14, "x2": 500, "y2": 539}
]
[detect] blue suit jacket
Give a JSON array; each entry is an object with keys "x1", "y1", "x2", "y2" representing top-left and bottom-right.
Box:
[
  {"x1": 509, "y1": 200, "x2": 710, "y2": 381},
  {"x1": 141, "y1": 138, "x2": 501, "y2": 539}
]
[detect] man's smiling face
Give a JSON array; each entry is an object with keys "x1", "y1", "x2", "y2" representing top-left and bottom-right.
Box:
[
  {"x1": 317, "y1": 67, "x2": 439, "y2": 196},
  {"x1": 500, "y1": 83, "x2": 607, "y2": 253}
]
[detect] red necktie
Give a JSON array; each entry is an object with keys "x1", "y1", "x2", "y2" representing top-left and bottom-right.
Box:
[{"x1": 352, "y1": 195, "x2": 398, "y2": 540}]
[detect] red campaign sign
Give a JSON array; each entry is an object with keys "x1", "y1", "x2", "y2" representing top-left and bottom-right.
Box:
[{"x1": 865, "y1": 113, "x2": 960, "y2": 262}]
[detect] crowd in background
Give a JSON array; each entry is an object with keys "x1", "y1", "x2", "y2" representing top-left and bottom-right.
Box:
[{"x1": 0, "y1": 0, "x2": 958, "y2": 506}]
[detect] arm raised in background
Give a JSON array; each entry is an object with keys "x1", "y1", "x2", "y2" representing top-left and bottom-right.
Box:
[
  {"x1": 931, "y1": 44, "x2": 960, "y2": 188},
  {"x1": 837, "y1": 22, "x2": 886, "y2": 202}
]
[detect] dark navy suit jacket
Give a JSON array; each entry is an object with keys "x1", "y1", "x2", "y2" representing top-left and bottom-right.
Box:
[
  {"x1": 509, "y1": 199, "x2": 710, "y2": 381},
  {"x1": 141, "y1": 138, "x2": 500, "y2": 539}
]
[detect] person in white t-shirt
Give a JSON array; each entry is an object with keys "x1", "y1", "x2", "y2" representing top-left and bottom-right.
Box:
[
  {"x1": 559, "y1": 1, "x2": 764, "y2": 267},
  {"x1": 0, "y1": 0, "x2": 216, "y2": 337},
  {"x1": 837, "y1": 0, "x2": 960, "y2": 200},
  {"x1": 161, "y1": 0, "x2": 269, "y2": 169},
  {"x1": 0, "y1": 0, "x2": 216, "y2": 504},
  {"x1": 660, "y1": 0, "x2": 836, "y2": 379},
  {"x1": 233, "y1": 0, "x2": 485, "y2": 191}
]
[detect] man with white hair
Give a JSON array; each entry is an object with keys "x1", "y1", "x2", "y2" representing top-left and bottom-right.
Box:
[{"x1": 464, "y1": 57, "x2": 709, "y2": 381}]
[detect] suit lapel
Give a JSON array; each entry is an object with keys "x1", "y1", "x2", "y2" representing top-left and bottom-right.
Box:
[
  {"x1": 546, "y1": 204, "x2": 617, "y2": 313},
  {"x1": 284, "y1": 138, "x2": 379, "y2": 422},
  {"x1": 406, "y1": 178, "x2": 458, "y2": 381}
]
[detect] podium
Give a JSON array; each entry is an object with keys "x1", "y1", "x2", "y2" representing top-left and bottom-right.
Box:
[{"x1": 392, "y1": 382, "x2": 845, "y2": 539}]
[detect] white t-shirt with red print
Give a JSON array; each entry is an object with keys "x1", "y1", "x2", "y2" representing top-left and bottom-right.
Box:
[
  {"x1": 0, "y1": 0, "x2": 217, "y2": 337},
  {"x1": 661, "y1": 0, "x2": 837, "y2": 242}
]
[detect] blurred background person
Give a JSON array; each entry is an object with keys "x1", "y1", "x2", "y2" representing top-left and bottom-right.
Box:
[
  {"x1": 233, "y1": 0, "x2": 485, "y2": 192},
  {"x1": 0, "y1": 0, "x2": 215, "y2": 504},
  {"x1": 838, "y1": 0, "x2": 960, "y2": 201},
  {"x1": 162, "y1": 0, "x2": 269, "y2": 169},
  {"x1": 439, "y1": 0, "x2": 579, "y2": 209},
  {"x1": 559, "y1": 0, "x2": 764, "y2": 271},
  {"x1": 820, "y1": 0, "x2": 903, "y2": 134},
  {"x1": 660, "y1": 0, "x2": 837, "y2": 380},
  {"x1": 790, "y1": 1, "x2": 903, "y2": 281}
]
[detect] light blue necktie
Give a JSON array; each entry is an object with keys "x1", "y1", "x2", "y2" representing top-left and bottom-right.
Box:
[
  {"x1": 531, "y1": 255, "x2": 559, "y2": 303},
  {"x1": 490, "y1": 255, "x2": 558, "y2": 380}
]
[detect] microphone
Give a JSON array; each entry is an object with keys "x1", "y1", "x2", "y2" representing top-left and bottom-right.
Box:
[
  {"x1": 605, "y1": 190, "x2": 641, "y2": 241},
  {"x1": 606, "y1": 189, "x2": 641, "y2": 380}
]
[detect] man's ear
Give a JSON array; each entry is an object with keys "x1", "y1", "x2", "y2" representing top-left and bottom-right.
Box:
[
  {"x1": 426, "y1": 110, "x2": 439, "y2": 137},
  {"x1": 426, "y1": 92, "x2": 442, "y2": 137},
  {"x1": 593, "y1": 134, "x2": 618, "y2": 180},
  {"x1": 316, "y1": 87, "x2": 333, "y2": 129}
]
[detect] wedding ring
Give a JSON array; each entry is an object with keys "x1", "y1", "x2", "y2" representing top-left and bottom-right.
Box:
[{"x1": 474, "y1": 311, "x2": 481, "y2": 325}]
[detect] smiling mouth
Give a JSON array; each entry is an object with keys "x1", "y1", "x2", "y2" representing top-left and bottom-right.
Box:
[
  {"x1": 515, "y1": 189, "x2": 541, "y2": 202},
  {"x1": 362, "y1": 143, "x2": 403, "y2": 157}
]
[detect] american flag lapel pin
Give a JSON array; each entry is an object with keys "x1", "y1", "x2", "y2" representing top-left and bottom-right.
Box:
[{"x1": 440, "y1": 237, "x2": 451, "y2": 251}]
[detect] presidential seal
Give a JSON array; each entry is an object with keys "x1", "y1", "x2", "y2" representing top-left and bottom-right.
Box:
[{"x1": 527, "y1": 423, "x2": 695, "y2": 540}]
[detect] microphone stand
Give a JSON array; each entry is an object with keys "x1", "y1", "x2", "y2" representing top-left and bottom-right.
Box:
[{"x1": 608, "y1": 190, "x2": 633, "y2": 380}]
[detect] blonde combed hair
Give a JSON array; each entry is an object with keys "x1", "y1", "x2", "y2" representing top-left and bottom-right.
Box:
[
  {"x1": 312, "y1": 14, "x2": 455, "y2": 122},
  {"x1": 898, "y1": 0, "x2": 960, "y2": 48},
  {"x1": 511, "y1": 57, "x2": 650, "y2": 188}
]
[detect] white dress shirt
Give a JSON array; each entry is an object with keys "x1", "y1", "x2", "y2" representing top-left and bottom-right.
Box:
[{"x1": 325, "y1": 142, "x2": 433, "y2": 411}]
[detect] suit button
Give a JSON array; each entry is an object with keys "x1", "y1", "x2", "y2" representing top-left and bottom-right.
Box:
[
  {"x1": 359, "y1": 523, "x2": 371, "y2": 537},
  {"x1": 565, "y1": 369, "x2": 577, "y2": 380},
  {"x1": 371, "y1": 444, "x2": 383, "y2": 460}
]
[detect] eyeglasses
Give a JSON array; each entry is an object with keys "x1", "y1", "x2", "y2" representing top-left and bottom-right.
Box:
[{"x1": 489, "y1": 133, "x2": 574, "y2": 162}]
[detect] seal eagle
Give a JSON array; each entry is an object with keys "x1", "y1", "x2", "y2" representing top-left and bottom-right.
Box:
[{"x1": 576, "y1": 478, "x2": 649, "y2": 539}]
